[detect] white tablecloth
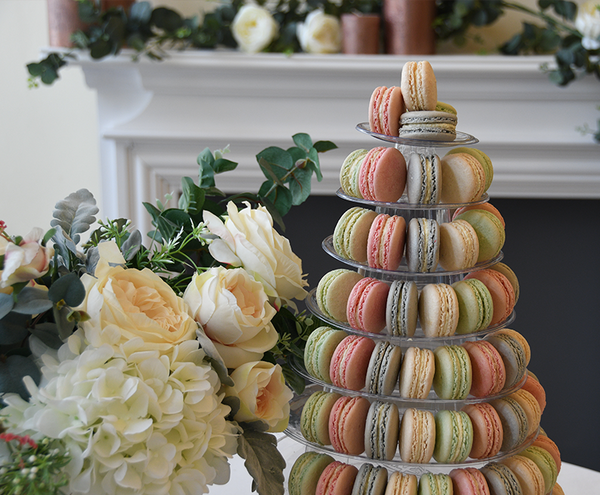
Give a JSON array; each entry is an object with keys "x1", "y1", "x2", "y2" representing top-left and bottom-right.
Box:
[{"x1": 208, "y1": 435, "x2": 599, "y2": 494}]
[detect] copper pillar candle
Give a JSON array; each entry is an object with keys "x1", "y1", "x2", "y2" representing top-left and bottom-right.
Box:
[
  {"x1": 47, "y1": 0, "x2": 88, "y2": 47},
  {"x1": 342, "y1": 13, "x2": 381, "y2": 54},
  {"x1": 383, "y1": 0, "x2": 436, "y2": 54}
]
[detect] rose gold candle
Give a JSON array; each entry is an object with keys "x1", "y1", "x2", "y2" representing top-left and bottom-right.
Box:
[
  {"x1": 342, "y1": 13, "x2": 381, "y2": 54},
  {"x1": 383, "y1": 0, "x2": 436, "y2": 54}
]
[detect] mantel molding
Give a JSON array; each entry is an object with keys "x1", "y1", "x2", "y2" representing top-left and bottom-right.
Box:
[{"x1": 72, "y1": 51, "x2": 599, "y2": 234}]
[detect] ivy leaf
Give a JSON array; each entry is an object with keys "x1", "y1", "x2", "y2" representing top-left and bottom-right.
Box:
[
  {"x1": 0, "y1": 293, "x2": 14, "y2": 320},
  {"x1": 0, "y1": 355, "x2": 41, "y2": 400},
  {"x1": 51, "y1": 189, "x2": 99, "y2": 245},
  {"x1": 12, "y1": 288, "x2": 53, "y2": 315},
  {"x1": 48, "y1": 273, "x2": 86, "y2": 307},
  {"x1": 237, "y1": 429, "x2": 285, "y2": 495}
]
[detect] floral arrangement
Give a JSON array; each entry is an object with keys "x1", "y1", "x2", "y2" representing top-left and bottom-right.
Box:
[{"x1": 0, "y1": 134, "x2": 337, "y2": 494}]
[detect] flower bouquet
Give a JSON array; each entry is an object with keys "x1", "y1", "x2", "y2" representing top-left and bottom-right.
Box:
[{"x1": 0, "y1": 134, "x2": 336, "y2": 494}]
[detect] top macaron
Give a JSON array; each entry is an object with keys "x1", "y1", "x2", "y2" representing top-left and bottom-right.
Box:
[{"x1": 401, "y1": 61, "x2": 438, "y2": 112}]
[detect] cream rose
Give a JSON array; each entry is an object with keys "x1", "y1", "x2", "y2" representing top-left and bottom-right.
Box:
[
  {"x1": 576, "y1": 1, "x2": 600, "y2": 50},
  {"x1": 183, "y1": 266, "x2": 278, "y2": 369},
  {"x1": 77, "y1": 241, "x2": 198, "y2": 354},
  {"x1": 0, "y1": 228, "x2": 54, "y2": 289},
  {"x1": 231, "y1": 4, "x2": 279, "y2": 53},
  {"x1": 297, "y1": 10, "x2": 342, "y2": 54},
  {"x1": 226, "y1": 361, "x2": 292, "y2": 432},
  {"x1": 203, "y1": 201, "x2": 308, "y2": 307}
]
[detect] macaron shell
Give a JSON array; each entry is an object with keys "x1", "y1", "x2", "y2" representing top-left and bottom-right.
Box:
[
  {"x1": 486, "y1": 332, "x2": 527, "y2": 390},
  {"x1": 481, "y1": 462, "x2": 523, "y2": 495},
  {"x1": 453, "y1": 203, "x2": 505, "y2": 229},
  {"x1": 401, "y1": 60, "x2": 438, "y2": 111},
  {"x1": 352, "y1": 464, "x2": 389, "y2": 495},
  {"x1": 304, "y1": 326, "x2": 347, "y2": 383},
  {"x1": 328, "y1": 396, "x2": 371, "y2": 455},
  {"x1": 462, "y1": 403, "x2": 504, "y2": 459},
  {"x1": 452, "y1": 279, "x2": 493, "y2": 334},
  {"x1": 364, "y1": 400, "x2": 400, "y2": 461},
  {"x1": 491, "y1": 396, "x2": 529, "y2": 452},
  {"x1": 386, "y1": 280, "x2": 419, "y2": 337},
  {"x1": 446, "y1": 146, "x2": 494, "y2": 192},
  {"x1": 399, "y1": 111, "x2": 457, "y2": 142},
  {"x1": 531, "y1": 434, "x2": 561, "y2": 473},
  {"x1": 450, "y1": 467, "x2": 491, "y2": 495},
  {"x1": 510, "y1": 390, "x2": 541, "y2": 437},
  {"x1": 347, "y1": 277, "x2": 390, "y2": 333},
  {"x1": 407, "y1": 217, "x2": 440, "y2": 273},
  {"x1": 418, "y1": 473, "x2": 453, "y2": 495},
  {"x1": 440, "y1": 153, "x2": 486, "y2": 203},
  {"x1": 330, "y1": 335, "x2": 376, "y2": 391},
  {"x1": 407, "y1": 153, "x2": 442, "y2": 204},
  {"x1": 466, "y1": 269, "x2": 515, "y2": 326},
  {"x1": 522, "y1": 374, "x2": 546, "y2": 412},
  {"x1": 367, "y1": 213, "x2": 406, "y2": 270},
  {"x1": 399, "y1": 408, "x2": 436, "y2": 464},
  {"x1": 385, "y1": 472, "x2": 418, "y2": 495},
  {"x1": 333, "y1": 207, "x2": 378, "y2": 262},
  {"x1": 419, "y1": 283, "x2": 459, "y2": 338},
  {"x1": 340, "y1": 149, "x2": 368, "y2": 198},
  {"x1": 317, "y1": 461, "x2": 359, "y2": 495},
  {"x1": 439, "y1": 219, "x2": 480, "y2": 271},
  {"x1": 463, "y1": 340, "x2": 506, "y2": 398},
  {"x1": 455, "y1": 209, "x2": 505, "y2": 263},
  {"x1": 399, "y1": 347, "x2": 435, "y2": 399},
  {"x1": 520, "y1": 447, "x2": 558, "y2": 495},
  {"x1": 502, "y1": 455, "x2": 545, "y2": 495},
  {"x1": 433, "y1": 410, "x2": 474, "y2": 464},
  {"x1": 300, "y1": 390, "x2": 341, "y2": 445},
  {"x1": 317, "y1": 269, "x2": 364, "y2": 322},
  {"x1": 366, "y1": 340, "x2": 403, "y2": 395},
  {"x1": 433, "y1": 344, "x2": 472, "y2": 400},
  {"x1": 289, "y1": 451, "x2": 335, "y2": 495},
  {"x1": 496, "y1": 329, "x2": 530, "y2": 366},
  {"x1": 359, "y1": 147, "x2": 407, "y2": 202}
]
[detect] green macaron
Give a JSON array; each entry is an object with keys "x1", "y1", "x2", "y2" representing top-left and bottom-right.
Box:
[
  {"x1": 447, "y1": 146, "x2": 494, "y2": 192},
  {"x1": 452, "y1": 278, "x2": 494, "y2": 334},
  {"x1": 288, "y1": 451, "x2": 335, "y2": 495},
  {"x1": 433, "y1": 345, "x2": 472, "y2": 400},
  {"x1": 304, "y1": 326, "x2": 346, "y2": 383},
  {"x1": 521, "y1": 446, "x2": 559, "y2": 494},
  {"x1": 316, "y1": 268, "x2": 363, "y2": 322},
  {"x1": 433, "y1": 410, "x2": 473, "y2": 464},
  {"x1": 455, "y1": 209, "x2": 505, "y2": 263},
  {"x1": 333, "y1": 207, "x2": 377, "y2": 262},
  {"x1": 340, "y1": 149, "x2": 367, "y2": 198},
  {"x1": 418, "y1": 473, "x2": 453, "y2": 495},
  {"x1": 300, "y1": 390, "x2": 341, "y2": 445}
]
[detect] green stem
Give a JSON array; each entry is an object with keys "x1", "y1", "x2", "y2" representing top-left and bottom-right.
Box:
[{"x1": 501, "y1": 1, "x2": 582, "y2": 38}]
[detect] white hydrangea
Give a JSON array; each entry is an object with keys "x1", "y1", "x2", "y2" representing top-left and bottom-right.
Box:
[{"x1": 1, "y1": 332, "x2": 238, "y2": 495}]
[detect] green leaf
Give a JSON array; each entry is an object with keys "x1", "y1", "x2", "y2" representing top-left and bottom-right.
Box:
[
  {"x1": 195, "y1": 327, "x2": 234, "y2": 386},
  {"x1": 78, "y1": 0, "x2": 98, "y2": 23},
  {"x1": 313, "y1": 140, "x2": 338, "y2": 153},
  {"x1": 130, "y1": 1, "x2": 153, "y2": 23},
  {"x1": 51, "y1": 189, "x2": 98, "y2": 245},
  {"x1": 0, "y1": 355, "x2": 41, "y2": 400},
  {"x1": 306, "y1": 146, "x2": 323, "y2": 182},
  {"x1": 222, "y1": 395, "x2": 240, "y2": 418},
  {"x1": 0, "y1": 312, "x2": 30, "y2": 345},
  {"x1": 48, "y1": 273, "x2": 86, "y2": 307},
  {"x1": 258, "y1": 181, "x2": 293, "y2": 218},
  {"x1": 179, "y1": 177, "x2": 206, "y2": 215},
  {"x1": 282, "y1": 363, "x2": 305, "y2": 395},
  {"x1": 0, "y1": 293, "x2": 14, "y2": 319},
  {"x1": 198, "y1": 147, "x2": 216, "y2": 187},
  {"x1": 151, "y1": 7, "x2": 184, "y2": 32},
  {"x1": 288, "y1": 166, "x2": 313, "y2": 206},
  {"x1": 292, "y1": 133, "x2": 313, "y2": 153},
  {"x1": 53, "y1": 306, "x2": 76, "y2": 341},
  {"x1": 257, "y1": 147, "x2": 294, "y2": 183},
  {"x1": 89, "y1": 38, "x2": 113, "y2": 59},
  {"x1": 30, "y1": 323, "x2": 64, "y2": 350},
  {"x1": 12, "y1": 288, "x2": 53, "y2": 315},
  {"x1": 121, "y1": 230, "x2": 142, "y2": 261},
  {"x1": 237, "y1": 429, "x2": 285, "y2": 495},
  {"x1": 213, "y1": 157, "x2": 238, "y2": 174}
]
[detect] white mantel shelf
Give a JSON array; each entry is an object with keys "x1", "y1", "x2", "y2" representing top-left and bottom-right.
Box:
[{"x1": 74, "y1": 51, "x2": 599, "y2": 234}]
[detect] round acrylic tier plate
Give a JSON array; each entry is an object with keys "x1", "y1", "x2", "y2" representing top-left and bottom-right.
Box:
[
  {"x1": 322, "y1": 235, "x2": 503, "y2": 280},
  {"x1": 284, "y1": 383, "x2": 538, "y2": 474},
  {"x1": 289, "y1": 356, "x2": 525, "y2": 407},
  {"x1": 306, "y1": 288, "x2": 515, "y2": 348},
  {"x1": 335, "y1": 189, "x2": 490, "y2": 211},
  {"x1": 356, "y1": 122, "x2": 479, "y2": 148}
]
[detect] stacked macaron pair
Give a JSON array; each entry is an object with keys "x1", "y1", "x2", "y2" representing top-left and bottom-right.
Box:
[{"x1": 339, "y1": 146, "x2": 407, "y2": 203}]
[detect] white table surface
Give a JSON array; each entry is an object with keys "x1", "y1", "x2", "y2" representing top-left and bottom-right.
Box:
[{"x1": 208, "y1": 435, "x2": 599, "y2": 494}]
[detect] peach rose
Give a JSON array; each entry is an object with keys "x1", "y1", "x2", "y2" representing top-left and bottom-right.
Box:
[
  {"x1": 183, "y1": 267, "x2": 278, "y2": 369},
  {"x1": 0, "y1": 228, "x2": 53, "y2": 289},
  {"x1": 77, "y1": 241, "x2": 198, "y2": 354},
  {"x1": 226, "y1": 361, "x2": 293, "y2": 432}
]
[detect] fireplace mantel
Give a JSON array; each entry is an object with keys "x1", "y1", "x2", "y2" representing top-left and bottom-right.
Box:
[{"x1": 75, "y1": 51, "x2": 599, "y2": 235}]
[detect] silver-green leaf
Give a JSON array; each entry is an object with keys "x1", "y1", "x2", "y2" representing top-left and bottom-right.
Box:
[{"x1": 51, "y1": 189, "x2": 99, "y2": 245}]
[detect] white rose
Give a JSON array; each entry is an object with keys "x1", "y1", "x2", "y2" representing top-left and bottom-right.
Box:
[
  {"x1": 231, "y1": 4, "x2": 279, "y2": 53},
  {"x1": 183, "y1": 267, "x2": 278, "y2": 369},
  {"x1": 225, "y1": 361, "x2": 293, "y2": 432},
  {"x1": 203, "y1": 201, "x2": 308, "y2": 307},
  {"x1": 0, "y1": 228, "x2": 54, "y2": 288},
  {"x1": 576, "y1": 1, "x2": 600, "y2": 50},
  {"x1": 297, "y1": 10, "x2": 342, "y2": 54}
]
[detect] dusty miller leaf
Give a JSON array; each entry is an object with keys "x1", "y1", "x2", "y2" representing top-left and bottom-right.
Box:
[
  {"x1": 51, "y1": 189, "x2": 99, "y2": 245},
  {"x1": 237, "y1": 429, "x2": 285, "y2": 495}
]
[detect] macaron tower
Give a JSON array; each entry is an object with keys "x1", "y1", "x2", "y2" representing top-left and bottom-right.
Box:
[{"x1": 288, "y1": 60, "x2": 561, "y2": 495}]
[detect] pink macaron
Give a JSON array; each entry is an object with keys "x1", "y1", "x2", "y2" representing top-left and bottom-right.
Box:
[
  {"x1": 462, "y1": 403, "x2": 504, "y2": 459},
  {"x1": 346, "y1": 277, "x2": 390, "y2": 333},
  {"x1": 329, "y1": 335, "x2": 376, "y2": 391},
  {"x1": 462, "y1": 340, "x2": 506, "y2": 398},
  {"x1": 358, "y1": 147, "x2": 407, "y2": 202},
  {"x1": 369, "y1": 86, "x2": 405, "y2": 136},
  {"x1": 465, "y1": 269, "x2": 515, "y2": 326},
  {"x1": 450, "y1": 467, "x2": 491, "y2": 495},
  {"x1": 316, "y1": 461, "x2": 359, "y2": 495},
  {"x1": 367, "y1": 213, "x2": 407, "y2": 270},
  {"x1": 328, "y1": 395, "x2": 371, "y2": 455}
]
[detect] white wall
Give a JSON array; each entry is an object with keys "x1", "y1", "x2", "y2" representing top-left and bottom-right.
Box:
[{"x1": 0, "y1": 0, "x2": 580, "y2": 234}]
